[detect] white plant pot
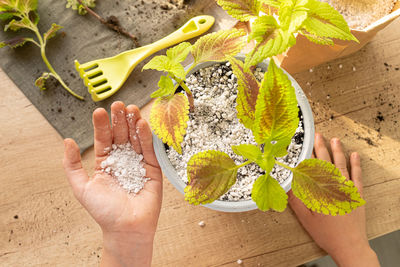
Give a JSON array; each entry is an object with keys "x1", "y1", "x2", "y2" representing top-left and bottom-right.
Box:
[{"x1": 153, "y1": 55, "x2": 315, "y2": 212}]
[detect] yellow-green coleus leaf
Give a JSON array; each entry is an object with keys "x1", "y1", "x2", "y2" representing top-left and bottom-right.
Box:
[
  {"x1": 150, "y1": 75, "x2": 175, "y2": 98},
  {"x1": 4, "y1": 16, "x2": 32, "y2": 31},
  {"x1": 185, "y1": 150, "x2": 238, "y2": 205},
  {"x1": 192, "y1": 29, "x2": 246, "y2": 64},
  {"x1": 232, "y1": 144, "x2": 261, "y2": 162},
  {"x1": 253, "y1": 59, "x2": 299, "y2": 147},
  {"x1": 252, "y1": 174, "x2": 288, "y2": 211},
  {"x1": 300, "y1": 0, "x2": 357, "y2": 44},
  {"x1": 291, "y1": 159, "x2": 365, "y2": 215},
  {"x1": 143, "y1": 55, "x2": 186, "y2": 79},
  {"x1": 216, "y1": 0, "x2": 262, "y2": 22},
  {"x1": 228, "y1": 56, "x2": 260, "y2": 129},
  {"x1": 166, "y1": 42, "x2": 192, "y2": 63},
  {"x1": 279, "y1": 0, "x2": 308, "y2": 33},
  {"x1": 34, "y1": 72, "x2": 52, "y2": 90},
  {"x1": 245, "y1": 15, "x2": 296, "y2": 69},
  {"x1": 150, "y1": 93, "x2": 189, "y2": 154},
  {"x1": 44, "y1": 23, "x2": 62, "y2": 42}
]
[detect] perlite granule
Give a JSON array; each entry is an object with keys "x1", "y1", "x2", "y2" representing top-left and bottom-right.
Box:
[
  {"x1": 101, "y1": 143, "x2": 149, "y2": 194},
  {"x1": 321, "y1": 0, "x2": 397, "y2": 30}
]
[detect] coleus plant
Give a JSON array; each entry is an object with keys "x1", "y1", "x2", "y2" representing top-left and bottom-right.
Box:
[
  {"x1": 0, "y1": 0, "x2": 83, "y2": 99},
  {"x1": 144, "y1": 0, "x2": 365, "y2": 215}
]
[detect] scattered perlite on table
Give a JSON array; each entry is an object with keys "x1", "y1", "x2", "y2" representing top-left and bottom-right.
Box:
[
  {"x1": 100, "y1": 143, "x2": 149, "y2": 194},
  {"x1": 321, "y1": 0, "x2": 397, "y2": 30},
  {"x1": 167, "y1": 63, "x2": 304, "y2": 202}
]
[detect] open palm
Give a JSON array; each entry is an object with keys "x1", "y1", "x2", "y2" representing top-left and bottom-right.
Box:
[{"x1": 63, "y1": 102, "x2": 162, "y2": 237}]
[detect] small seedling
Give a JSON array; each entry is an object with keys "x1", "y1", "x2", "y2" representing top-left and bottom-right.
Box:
[
  {"x1": 0, "y1": 0, "x2": 83, "y2": 99},
  {"x1": 144, "y1": 0, "x2": 364, "y2": 215}
]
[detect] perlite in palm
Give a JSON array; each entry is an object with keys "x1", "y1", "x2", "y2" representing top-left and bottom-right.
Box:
[{"x1": 0, "y1": 0, "x2": 83, "y2": 99}]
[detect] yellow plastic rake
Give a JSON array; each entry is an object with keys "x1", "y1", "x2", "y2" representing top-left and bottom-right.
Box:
[{"x1": 75, "y1": 15, "x2": 215, "y2": 102}]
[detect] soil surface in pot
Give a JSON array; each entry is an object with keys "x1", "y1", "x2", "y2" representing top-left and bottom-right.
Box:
[
  {"x1": 167, "y1": 63, "x2": 304, "y2": 201},
  {"x1": 321, "y1": 0, "x2": 396, "y2": 30}
]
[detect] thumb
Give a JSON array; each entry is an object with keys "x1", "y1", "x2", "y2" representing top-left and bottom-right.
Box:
[{"x1": 63, "y1": 138, "x2": 89, "y2": 201}]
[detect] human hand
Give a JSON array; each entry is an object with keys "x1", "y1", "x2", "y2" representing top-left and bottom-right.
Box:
[
  {"x1": 288, "y1": 133, "x2": 379, "y2": 267},
  {"x1": 63, "y1": 101, "x2": 162, "y2": 267}
]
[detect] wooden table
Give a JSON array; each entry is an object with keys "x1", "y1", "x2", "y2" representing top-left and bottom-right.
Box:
[{"x1": 1, "y1": 19, "x2": 400, "y2": 266}]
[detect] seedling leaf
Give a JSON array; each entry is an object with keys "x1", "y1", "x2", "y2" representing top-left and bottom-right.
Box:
[
  {"x1": 216, "y1": 0, "x2": 261, "y2": 22},
  {"x1": 291, "y1": 158, "x2": 365, "y2": 215},
  {"x1": 151, "y1": 75, "x2": 175, "y2": 98},
  {"x1": 0, "y1": 36, "x2": 32, "y2": 48},
  {"x1": 66, "y1": 0, "x2": 96, "y2": 15},
  {"x1": 185, "y1": 150, "x2": 238, "y2": 205},
  {"x1": 35, "y1": 72, "x2": 52, "y2": 90},
  {"x1": 301, "y1": 0, "x2": 357, "y2": 43},
  {"x1": 150, "y1": 93, "x2": 189, "y2": 154},
  {"x1": 228, "y1": 56, "x2": 260, "y2": 129},
  {"x1": 245, "y1": 16, "x2": 295, "y2": 69},
  {"x1": 44, "y1": 23, "x2": 62, "y2": 42},
  {"x1": 143, "y1": 55, "x2": 186, "y2": 79},
  {"x1": 253, "y1": 59, "x2": 299, "y2": 147},
  {"x1": 252, "y1": 174, "x2": 288, "y2": 211},
  {"x1": 279, "y1": 0, "x2": 308, "y2": 33},
  {"x1": 166, "y1": 42, "x2": 192, "y2": 63},
  {"x1": 232, "y1": 144, "x2": 261, "y2": 162},
  {"x1": 192, "y1": 29, "x2": 246, "y2": 64},
  {"x1": 0, "y1": 11, "x2": 15, "y2": 21},
  {"x1": 4, "y1": 16, "x2": 32, "y2": 31}
]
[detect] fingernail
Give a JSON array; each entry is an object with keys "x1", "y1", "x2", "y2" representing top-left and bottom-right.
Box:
[
  {"x1": 331, "y1": 138, "x2": 340, "y2": 144},
  {"x1": 352, "y1": 152, "x2": 360, "y2": 159}
]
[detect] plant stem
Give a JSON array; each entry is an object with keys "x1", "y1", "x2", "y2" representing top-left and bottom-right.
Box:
[
  {"x1": 179, "y1": 81, "x2": 194, "y2": 112},
  {"x1": 237, "y1": 160, "x2": 252, "y2": 169},
  {"x1": 32, "y1": 27, "x2": 84, "y2": 100},
  {"x1": 274, "y1": 160, "x2": 294, "y2": 171},
  {"x1": 76, "y1": 0, "x2": 139, "y2": 47},
  {"x1": 185, "y1": 63, "x2": 196, "y2": 76}
]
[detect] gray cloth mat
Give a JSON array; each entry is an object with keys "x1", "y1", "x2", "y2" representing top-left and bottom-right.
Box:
[{"x1": 0, "y1": 0, "x2": 234, "y2": 152}]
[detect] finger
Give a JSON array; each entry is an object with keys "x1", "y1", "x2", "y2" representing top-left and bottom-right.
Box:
[
  {"x1": 314, "y1": 133, "x2": 332, "y2": 162},
  {"x1": 288, "y1": 190, "x2": 313, "y2": 219},
  {"x1": 330, "y1": 138, "x2": 350, "y2": 179},
  {"x1": 136, "y1": 119, "x2": 160, "y2": 169},
  {"x1": 125, "y1": 105, "x2": 142, "y2": 154},
  {"x1": 350, "y1": 152, "x2": 363, "y2": 197},
  {"x1": 93, "y1": 108, "x2": 112, "y2": 163},
  {"x1": 63, "y1": 138, "x2": 88, "y2": 201},
  {"x1": 111, "y1": 101, "x2": 129, "y2": 145},
  {"x1": 311, "y1": 151, "x2": 315, "y2": 158}
]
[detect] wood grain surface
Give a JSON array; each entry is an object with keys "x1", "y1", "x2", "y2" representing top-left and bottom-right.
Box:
[{"x1": 1, "y1": 19, "x2": 400, "y2": 267}]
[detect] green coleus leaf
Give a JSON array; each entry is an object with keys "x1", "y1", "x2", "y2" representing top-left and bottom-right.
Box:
[
  {"x1": 0, "y1": 0, "x2": 37, "y2": 14},
  {"x1": 35, "y1": 72, "x2": 52, "y2": 91},
  {"x1": 44, "y1": 23, "x2": 62, "y2": 42},
  {"x1": 192, "y1": 29, "x2": 246, "y2": 64},
  {"x1": 253, "y1": 59, "x2": 299, "y2": 147},
  {"x1": 216, "y1": 0, "x2": 262, "y2": 22},
  {"x1": 300, "y1": 0, "x2": 357, "y2": 44},
  {"x1": 0, "y1": 11, "x2": 16, "y2": 20},
  {"x1": 232, "y1": 144, "x2": 261, "y2": 162},
  {"x1": 150, "y1": 75, "x2": 175, "y2": 98},
  {"x1": 4, "y1": 16, "x2": 32, "y2": 31},
  {"x1": 0, "y1": 36, "x2": 33, "y2": 48},
  {"x1": 150, "y1": 93, "x2": 189, "y2": 154},
  {"x1": 185, "y1": 150, "x2": 238, "y2": 205},
  {"x1": 279, "y1": 0, "x2": 308, "y2": 33},
  {"x1": 245, "y1": 16, "x2": 296, "y2": 69},
  {"x1": 228, "y1": 56, "x2": 260, "y2": 130},
  {"x1": 143, "y1": 55, "x2": 186, "y2": 79},
  {"x1": 66, "y1": 0, "x2": 96, "y2": 15},
  {"x1": 166, "y1": 42, "x2": 192, "y2": 63},
  {"x1": 252, "y1": 174, "x2": 288, "y2": 212},
  {"x1": 291, "y1": 159, "x2": 365, "y2": 215}
]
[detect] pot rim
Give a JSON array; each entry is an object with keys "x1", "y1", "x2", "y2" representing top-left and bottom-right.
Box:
[{"x1": 152, "y1": 55, "x2": 315, "y2": 212}]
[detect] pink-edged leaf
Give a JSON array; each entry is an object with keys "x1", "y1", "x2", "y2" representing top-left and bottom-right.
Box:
[
  {"x1": 228, "y1": 56, "x2": 260, "y2": 129},
  {"x1": 185, "y1": 150, "x2": 238, "y2": 205},
  {"x1": 150, "y1": 93, "x2": 189, "y2": 154},
  {"x1": 192, "y1": 29, "x2": 246, "y2": 64},
  {"x1": 292, "y1": 159, "x2": 365, "y2": 215}
]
